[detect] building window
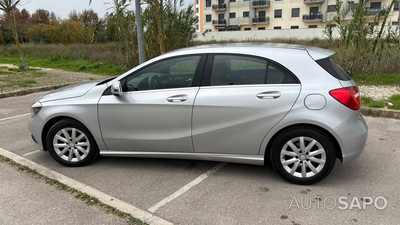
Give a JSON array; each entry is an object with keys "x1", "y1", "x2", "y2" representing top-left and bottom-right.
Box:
[
  {"x1": 206, "y1": 14, "x2": 212, "y2": 22},
  {"x1": 230, "y1": 0, "x2": 236, "y2": 2},
  {"x1": 196, "y1": 25, "x2": 199, "y2": 30},
  {"x1": 327, "y1": 5, "x2": 336, "y2": 12},
  {"x1": 394, "y1": 2, "x2": 399, "y2": 11},
  {"x1": 370, "y1": 2, "x2": 381, "y2": 9},
  {"x1": 196, "y1": 8, "x2": 199, "y2": 13},
  {"x1": 274, "y1": 26, "x2": 281, "y2": 29},
  {"x1": 258, "y1": 27, "x2": 265, "y2": 30},
  {"x1": 275, "y1": 9, "x2": 282, "y2": 18},
  {"x1": 392, "y1": 21, "x2": 399, "y2": 25},
  {"x1": 206, "y1": 29, "x2": 212, "y2": 32},
  {"x1": 244, "y1": 28, "x2": 251, "y2": 30},
  {"x1": 348, "y1": 3, "x2": 358, "y2": 11},
  {"x1": 206, "y1": 0, "x2": 211, "y2": 7},
  {"x1": 243, "y1": 11, "x2": 249, "y2": 18},
  {"x1": 196, "y1": 0, "x2": 199, "y2": 4},
  {"x1": 230, "y1": 13, "x2": 236, "y2": 19},
  {"x1": 308, "y1": 25, "x2": 317, "y2": 28},
  {"x1": 275, "y1": 0, "x2": 282, "y2": 1},
  {"x1": 291, "y1": 8, "x2": 299, "y2": 17},
  {"x1": 290, "y1": 26, "x2": 299, "y2": 29}
]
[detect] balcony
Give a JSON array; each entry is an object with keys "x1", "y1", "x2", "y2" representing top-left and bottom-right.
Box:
[
  {"x1": 303, "y1": 0, "x2": 324, "y2": 4},
  {"x1": 229, "y1": 17, "x2": 250, "y2": 26},
  {"x1": 212, "y1": 19, "x2": 226, "y2": 26},
  {"x1": 365, "y1": 8, "x2": 386, "y2": 18},
  {"x1": 252, "y1": 0, "x2": 270, "y2": 8},
  {"x1": 252, "y1": 17, "x2": 270, "y2": 24},
  {"x1": 212, "y1": 4, "x2": 226, "y2": 11},
  {"x1": 302, "y1": 13, "x2": 323, "y2": 22}
]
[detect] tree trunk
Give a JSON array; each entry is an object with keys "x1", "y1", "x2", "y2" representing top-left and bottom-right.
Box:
[
  {"x1": 155, "y1": 0, "x2": 165, "y2": 54},
  {"x1": 7, "y1": 12, "x2": 28, "y2": 71},
  {"x1": 398, "y1": 0, "x2": 400, "y2": 47}
]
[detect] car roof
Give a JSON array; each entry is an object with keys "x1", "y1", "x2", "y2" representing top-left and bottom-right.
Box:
[{"x1": 167, "y1": 43, "x2": 335, "y2": 61}]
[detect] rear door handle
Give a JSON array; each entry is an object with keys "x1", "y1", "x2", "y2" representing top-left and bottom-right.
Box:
[
  {"x1": 256, "y1": 91, "x2": 281, "y2": 99},
  {"x1": 166, "y1": 94, "x2": 188, "y2": 102}
]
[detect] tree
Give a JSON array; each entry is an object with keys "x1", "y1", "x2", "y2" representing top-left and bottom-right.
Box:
[
  {"x1": 31, "y1": 9, "x2": 50, "y2": 24},
  {"x1": 0, "y1": 0, "x2": 28, "y2": 70}
]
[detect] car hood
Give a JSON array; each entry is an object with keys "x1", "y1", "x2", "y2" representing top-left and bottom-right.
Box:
[{"x1": 38, "y1": 78, "x2": 110, "y2": 102}]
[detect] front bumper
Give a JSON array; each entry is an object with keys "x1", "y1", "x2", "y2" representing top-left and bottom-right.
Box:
[
  {"x1": 333, "y1": 112, "x2": 368, "y2": 164},
  {"x1": 28, "y1": 116, "x2": 45, "y2": 150}
]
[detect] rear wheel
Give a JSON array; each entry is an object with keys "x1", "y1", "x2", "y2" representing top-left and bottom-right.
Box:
[
  {"x1": 46, "y1": 119, "x2": 99, "y2": 167},
  {"x1": 271, "y1": 128, "x2": 336, "y2": 185}
]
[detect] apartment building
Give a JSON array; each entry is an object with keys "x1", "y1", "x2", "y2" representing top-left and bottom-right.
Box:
[{"x1": 194, "y1": 0, "x2": 400, "y2": 32}]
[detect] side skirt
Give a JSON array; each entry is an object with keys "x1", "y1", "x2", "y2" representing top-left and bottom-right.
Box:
[{"x1": 99, "y1": 151, "x2": 265, "y2": 165}]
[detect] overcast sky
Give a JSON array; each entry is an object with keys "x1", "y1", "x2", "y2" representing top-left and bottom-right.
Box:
[{"x1": 21, "y1": 0, "x2": 193, "y2": 19}]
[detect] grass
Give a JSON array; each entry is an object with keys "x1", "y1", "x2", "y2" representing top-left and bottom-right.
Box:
[
  {"x1": 0, "y1": 56, "x2": 126, "y2": 76},
  {"x1": 388, "y1": 95, "x2": 400, "y2": 110},
  {"x1": 352, "y1": 73, "x2": 400, "y2": 86},
  {"x1": 0, "y1": 154, "x2": 147, "y2": 225},
  {"x1": 361, "y1": 96, "x2": 385, "y2": 108}
]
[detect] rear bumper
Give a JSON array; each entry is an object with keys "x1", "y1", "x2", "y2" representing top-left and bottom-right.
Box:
[{"x1": 333, "y1": 112, "x2": 368, "y2": 164}]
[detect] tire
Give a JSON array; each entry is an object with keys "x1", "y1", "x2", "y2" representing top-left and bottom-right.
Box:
[
  {"x1": 46, "y1": 119, "x2": 99, "y2": 167},
  {"x1": 270, "y1": 127, "x2": 336, "y2": 185}
]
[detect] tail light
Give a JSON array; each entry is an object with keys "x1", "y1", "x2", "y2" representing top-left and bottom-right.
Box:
[{"x1": 329, "y1": 87, "x2": 360, "y2": 110}]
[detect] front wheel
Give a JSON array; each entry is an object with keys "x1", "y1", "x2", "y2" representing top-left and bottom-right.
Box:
[
  {"x1": 271, "y1": 128, "x2": 336, "y2": 185},
  {"x1": 46, "y1": 119, "x2": 99, "y2": 167}
]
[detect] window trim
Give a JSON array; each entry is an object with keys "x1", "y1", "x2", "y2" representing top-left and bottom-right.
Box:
[
  {"x1": 120, "y1": 54, "x2": 207, "y2": 92},
  {"x1": 201, "y1": 53, "x2": 300, "y2": 87}
]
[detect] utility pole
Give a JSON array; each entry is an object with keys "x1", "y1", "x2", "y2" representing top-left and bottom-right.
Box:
[{"x1": 135, "y1": 0, "x2": 145, "y2": 63}]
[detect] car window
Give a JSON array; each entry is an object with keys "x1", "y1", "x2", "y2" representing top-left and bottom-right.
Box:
[
  {"x1": 210, "y1": 55, "x2": 267, "y2": 86},
  {"x1": 124, "y1": 56, "x2": 201, "y2": 92},
  {"x1": 267, "y1": 62, "x2": 299, "y2": 84}
]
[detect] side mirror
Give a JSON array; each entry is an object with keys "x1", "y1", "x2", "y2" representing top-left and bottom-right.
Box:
[{"x1": 111, "y1": 81, "x2": 122, "y2": 96}]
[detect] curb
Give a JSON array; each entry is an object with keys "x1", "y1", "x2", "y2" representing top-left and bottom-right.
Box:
[
  {"x1": 0, "y1": 84, "x2": 74, "y2": 99},
  {"x1": 360, "y1": 107, "x2": 400, "y2": 120},
  {"x1": 0, "y1": 147, "x2": 173, "y2": 225}
]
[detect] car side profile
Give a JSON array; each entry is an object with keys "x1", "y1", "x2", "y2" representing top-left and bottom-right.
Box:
[{"x1": 28, "y1": 43, "x2": 368, "y2": 185}]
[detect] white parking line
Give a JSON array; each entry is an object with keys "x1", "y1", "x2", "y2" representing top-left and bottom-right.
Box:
[
  {"x1": 148, "y1": 162, "x2": 228, "y2": 213},
  {"x1": 22, "y1": 149, "x2": 42, "y2": 157},
  {"x1": 0, "y1": 113, "x2": 30, "y2": 122}
]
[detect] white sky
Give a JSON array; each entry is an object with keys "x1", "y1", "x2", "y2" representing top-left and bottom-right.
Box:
[{"x1": 21, "y1": 0, "x2": 193, "y2": 19}]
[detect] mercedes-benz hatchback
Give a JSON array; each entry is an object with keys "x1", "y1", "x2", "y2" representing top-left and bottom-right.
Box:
[{"x1": 28, "y1": 44, "x2": 368, "y2": 185}]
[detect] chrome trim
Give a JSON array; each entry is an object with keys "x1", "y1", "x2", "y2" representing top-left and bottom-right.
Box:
[
  {"x1": 100, "y1": 151, "x2": 265, "y2": 165},
  {"x1": 200, "y1": 84, "x2": 301, "y2": 89}
]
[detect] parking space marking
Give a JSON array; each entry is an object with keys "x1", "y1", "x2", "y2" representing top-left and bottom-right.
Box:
[
  {"x1": 22, "y1": 149, "x2": 42, "y2": 157},
  {"x1": 148, "y1": 162, "x2": 228, "y2": 213},
  {"x1": 0, "y1": 147, "x2": 173, "y2": 225},
  {"x1": 0, "y1": 113, "x2": 30, "y2": 122}
]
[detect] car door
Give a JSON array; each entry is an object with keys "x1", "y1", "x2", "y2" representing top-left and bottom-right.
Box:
[
  {"x1": 98, "y1": 55, "x2": 206, "y2": 152},
  {"x1": 192, "y1": 54, "x2": 301, "y2": 155}
]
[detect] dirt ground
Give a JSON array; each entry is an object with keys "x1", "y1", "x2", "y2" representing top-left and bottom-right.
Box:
[{"x1": 0, "y1": 64, "x2": 104, "y2": 94}]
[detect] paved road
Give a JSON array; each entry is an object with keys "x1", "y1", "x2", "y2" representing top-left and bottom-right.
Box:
[{"x1": 0, "y1": 92, "x2": 399, "y2": 224}]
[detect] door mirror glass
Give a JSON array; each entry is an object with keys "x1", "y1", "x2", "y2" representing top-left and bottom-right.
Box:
[{"x1": 111, "y1": 81, "x2": 122, "y2": 96}]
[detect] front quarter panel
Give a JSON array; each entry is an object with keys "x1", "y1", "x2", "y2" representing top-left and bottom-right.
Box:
[{"x1": 28, "y1": 84, "x2": 107, "y2": 151}]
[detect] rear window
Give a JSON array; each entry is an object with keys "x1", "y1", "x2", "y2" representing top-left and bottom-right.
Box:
[{"x1": 316, "y1": 58, "x2": 351, "y2": 81}]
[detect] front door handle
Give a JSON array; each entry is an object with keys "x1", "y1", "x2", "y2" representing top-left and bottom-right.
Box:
[
  {"x1": 256, "y1": 91, "x2": 281, "y2": 99},
  {"x1": 166, "y1": 94, "x2": 188, "y2": 102}
]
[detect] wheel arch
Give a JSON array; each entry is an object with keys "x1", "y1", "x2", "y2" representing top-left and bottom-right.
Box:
[
  {"x1": 264, "y1": 123, "x2": 343, "y2": 164},
  {"x1": 41, "y1": 116, "x2": 93, "y2": 151}
]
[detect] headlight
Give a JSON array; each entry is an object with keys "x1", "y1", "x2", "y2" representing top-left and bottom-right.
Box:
[{"x1": 30, "y1": 101, "x2": 42, "y2": 118}]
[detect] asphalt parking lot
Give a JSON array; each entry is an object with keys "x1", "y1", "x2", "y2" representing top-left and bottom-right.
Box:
[{"x1": 0, "y1": 92, "x2": 399, "y2": 224}]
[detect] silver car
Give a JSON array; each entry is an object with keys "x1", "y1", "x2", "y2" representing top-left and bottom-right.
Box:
[{"x1": 28, "y1": 44, "x2": 368, "y2": 185}]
